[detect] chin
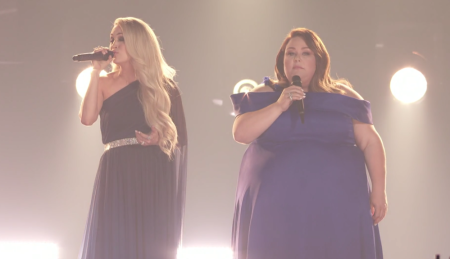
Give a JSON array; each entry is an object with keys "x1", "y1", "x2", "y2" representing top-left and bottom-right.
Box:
[
  {"x1": 112, "y1": 59, "x2": 124, "y2": 65},
  {"x1": 113, "y1": 58, "x2": 131, "y2": 65}
]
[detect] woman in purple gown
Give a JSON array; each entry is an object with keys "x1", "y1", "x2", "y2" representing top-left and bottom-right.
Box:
[
  {"x1": 78, "y1": 17, "x2": 187, "y2": 259},
  {"x1": 230, "y1": 28, "x2": 387, "y2": 259}
]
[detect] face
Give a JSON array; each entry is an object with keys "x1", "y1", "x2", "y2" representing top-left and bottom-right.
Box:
[
  {"x1": 283, "y1": 36, "x2": 316, "y2": 88},
  {"x1": 110, "y1": 25, "x2": 130, "y2": 64}
]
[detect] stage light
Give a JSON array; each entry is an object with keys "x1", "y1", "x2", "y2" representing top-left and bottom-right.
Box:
[
  {"x1": 212, "y1": 99, "x2": 224, "y2": 106},
  {"x1": 0, "y1": 242, "x2": 58, "y2": 259},
  {"x1": 76, "y1": 67, "x2": 107, "y2": 98},
  {"x1": 177, "y1": 247, "x2": 232, "y2": 259},
  {"x1": 233, "y1": 79, "x2": 257, "y2": 94},
  {"x1": 390, "y1": 67, "x2": 427, "y2": 103}
]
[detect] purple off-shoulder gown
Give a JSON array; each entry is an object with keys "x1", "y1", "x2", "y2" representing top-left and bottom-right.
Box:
[
  {"x1": 79, "y1": 81, "x2": 188, "y2": 259},
  {"x1": 230, "y1": 90, "x2": 383, "y2": 259}
]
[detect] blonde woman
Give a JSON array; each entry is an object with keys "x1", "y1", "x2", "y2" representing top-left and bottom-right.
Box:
[{"x1": 78, "y1": 17, "x2": 187, "y2": 259}]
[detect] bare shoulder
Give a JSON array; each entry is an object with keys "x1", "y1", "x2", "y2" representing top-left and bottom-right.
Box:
[
  {"x1": 96, "y1": 72, "x2": 117, "y2": 97},
  {"x1": 337, "y1": 83, "x2": 364, "y2": 100},
  {"x1": 251, "y1": 84, "x2": 274, "y2": 93}
]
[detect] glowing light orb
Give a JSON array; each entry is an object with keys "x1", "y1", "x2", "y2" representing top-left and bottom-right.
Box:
[
  {"x1": 76, "y1": 67, "x2": 107, "y2": 97},
  {"x1": 233, "y1": 79, "x2": 257, "y2": 94},
  {"x1": 390, "y1": 67, "x2": 427, "y2": 103}
]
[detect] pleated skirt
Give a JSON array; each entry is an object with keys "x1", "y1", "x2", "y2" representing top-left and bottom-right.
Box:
[{"x1": 79, "y1": 144, "x2": 179, "y2": 259}]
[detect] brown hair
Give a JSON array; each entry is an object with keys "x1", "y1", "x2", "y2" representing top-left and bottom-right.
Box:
[{"x1": 269, "y1": 28, "x2": 350, "y2": 93}]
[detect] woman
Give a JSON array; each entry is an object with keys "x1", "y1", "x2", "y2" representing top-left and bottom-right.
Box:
[
  {"x1": 78, "y1": 17, "x2": 187, "y2": 259},
  {"x1": 230, "y1": 28, "x2": 387, "y2": 259}
]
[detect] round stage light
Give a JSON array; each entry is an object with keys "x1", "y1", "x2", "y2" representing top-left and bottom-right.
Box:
[
  {"x1": 76, "y1": 67, "x2": 107, "y2": 98},
  {"x1": 390, "y1": 67, "x2": 427, "y2": 103},
  {"x1": 233, "y1": 79, "x2": 257, "y2": 94}
]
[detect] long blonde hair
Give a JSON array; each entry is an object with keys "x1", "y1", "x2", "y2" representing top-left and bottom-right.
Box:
[
  {"x1": 270, "y1": 28, "x2": 350, "y2": 93},
  {"x1": 112, "y1": 17, "x2": 178, "y2": 157}
]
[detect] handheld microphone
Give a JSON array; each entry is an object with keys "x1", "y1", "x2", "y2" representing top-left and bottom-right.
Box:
[
  {"x1": 292, "y1": 75, "x2": 305, "y2": 124},
  {"x1": 72, "y1": 50, "x2": 114, "y2": 62}
]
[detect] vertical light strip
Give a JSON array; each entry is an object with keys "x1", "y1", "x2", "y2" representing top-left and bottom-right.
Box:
[
  {"x1": 177, "y1": 247, "x2": 233, "y2": 259},
  {"x1": 0, "y1": 242, "x2": 58, "y2": 259}
]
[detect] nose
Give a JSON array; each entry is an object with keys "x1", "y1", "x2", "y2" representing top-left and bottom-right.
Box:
[{"x1": 110, "y1": 41, "x2": 118, "y2": 49}]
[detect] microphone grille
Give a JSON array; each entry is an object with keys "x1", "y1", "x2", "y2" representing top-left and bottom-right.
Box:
[{"x1": 292, "y1": 75, "x2": 302, "y2": 87}]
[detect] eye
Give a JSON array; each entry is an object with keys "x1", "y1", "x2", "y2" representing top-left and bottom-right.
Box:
[
  {"x1": 286, "y1": 52, "x2": 296, "y2": 57},
  {"x1": 118, "y1": 36, "x2": 125, "y2": 42},
  {"x1": 110, "y1": 38, "x2": 115, "y2": 44},
  {"x1": 302, "y1": 51, "x2": 311, "y2": 56}
]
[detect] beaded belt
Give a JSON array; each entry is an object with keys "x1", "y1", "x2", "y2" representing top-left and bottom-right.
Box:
[{"x1": 104, "y1": 137, "x2": 140, "y2": 151}]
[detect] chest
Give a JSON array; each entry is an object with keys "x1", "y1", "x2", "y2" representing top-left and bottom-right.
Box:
[{"x1": 261, "y1": 106, "x2": 356, "y2": 144}]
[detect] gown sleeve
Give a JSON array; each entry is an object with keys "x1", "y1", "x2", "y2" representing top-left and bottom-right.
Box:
[{"x1": 169, "y1": 84, "x2": 188, "y2": 248}]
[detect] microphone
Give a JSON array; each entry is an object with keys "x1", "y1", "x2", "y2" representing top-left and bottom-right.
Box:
[
  {"x1": 292, "y1": 75, "x2": 305, "y2": 124},
  {"x1": 72, "y1": 50, "x2": 114, "y2": 62}
]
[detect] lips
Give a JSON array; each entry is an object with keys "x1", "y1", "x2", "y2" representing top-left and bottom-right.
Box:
[{"x1": 293, "y1": 66, "x2": 303, "y2": 69}]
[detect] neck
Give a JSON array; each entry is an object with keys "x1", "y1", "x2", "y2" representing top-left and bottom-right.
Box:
[
  {"x1": 117, "y1": 62, "x2": 136, "y2": 83},
  {"x1": 302, "y1": 80, "x2": 311, "y2": 92}
]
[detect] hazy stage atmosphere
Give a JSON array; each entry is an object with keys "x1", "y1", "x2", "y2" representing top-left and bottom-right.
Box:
[{"x1": 0, "y1": 0, "x2": 449, "y2": 258}]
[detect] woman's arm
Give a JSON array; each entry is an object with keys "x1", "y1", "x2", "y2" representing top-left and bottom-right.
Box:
[
  {"x1": 79, "y1": 47, "x2": 112, "y2": 125},
  {"x1": 232, "y1": 85, "x2": 305, "y2": 144},
  {"x1": 354, "y1": 122, "x2": 388, "y2": 225},
  {"x1": 341, "y1": 84, "x2": 388, "y2": 225},
  {"x1": 79, "y1": 69, "x2": 106, "y2": 125}
]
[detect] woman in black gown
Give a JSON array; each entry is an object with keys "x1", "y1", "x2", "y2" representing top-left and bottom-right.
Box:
[{"x1": 78, "y1": 17, "x2": 187, "y2": 259}]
